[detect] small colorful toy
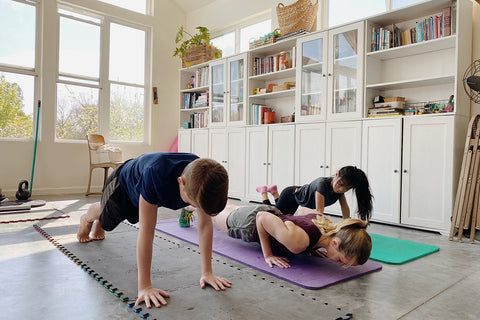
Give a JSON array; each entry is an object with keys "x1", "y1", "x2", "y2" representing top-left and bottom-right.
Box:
[{"x1": 179, "y1": 207, "x2": 194, "y2": 227}]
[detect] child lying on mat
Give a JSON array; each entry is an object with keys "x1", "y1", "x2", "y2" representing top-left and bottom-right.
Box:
[
  {"x1": 77, "y1": 153, "x2": 231, "y2": 309},
  {"x1": 212, "y1": 202, "x2": 371, "y2": 269}
]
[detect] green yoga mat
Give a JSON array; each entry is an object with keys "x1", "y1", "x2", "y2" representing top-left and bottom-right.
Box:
[{"x1": 369, "y1": 233, "x2": 439, "y2": 264}]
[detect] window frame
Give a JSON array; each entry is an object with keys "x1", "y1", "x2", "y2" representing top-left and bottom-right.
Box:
[
  {"x1": 0, "y1": 0, "x2": 41, "y2": 141},
  {"x1": 55, "y1": 4, "x2": 151, "y2": 143}
]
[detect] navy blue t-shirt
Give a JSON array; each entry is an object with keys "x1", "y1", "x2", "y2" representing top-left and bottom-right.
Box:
[
  {"x1": 294, "y1": 177, "x2": 342, "y2": 209},
  {"x1": 118, "y1": 152, "x2": 199, "y2": 209}
]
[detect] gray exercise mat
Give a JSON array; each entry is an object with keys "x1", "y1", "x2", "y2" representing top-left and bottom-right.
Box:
[{"x1": 29, "y1": 219, "x2": 356, "y2": 320}]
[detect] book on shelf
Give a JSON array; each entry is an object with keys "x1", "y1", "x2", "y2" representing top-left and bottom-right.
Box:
[
  {"x1": 182, "y1": 92, "x2": 209, "y2": 109},
  {"x1": 252, "y1": 47, "x2": 294, "y2": 76},
  {"x1": 443, "y1": 6, "x2": 451, "y2": 37},
  {"x1": 249, "y1": 103, "x2": 272, "y2": 125},
  {"x1": 370, "y1": 5, "x2": 453, "y2": 52},
  {"x1": 189, "y1": 110, "x2": 208, "y2": 128}
]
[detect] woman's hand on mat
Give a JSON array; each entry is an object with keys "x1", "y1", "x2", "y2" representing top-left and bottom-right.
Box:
[
  {"x1": 200, "y1": 273, "x2": 232, "y2": 291},
  {"x1": 136, "y1": 286, "x2": 170, "y2": 308},
  {"x1": 265, "y1": 255, "x2": 290, "y2": 268}
]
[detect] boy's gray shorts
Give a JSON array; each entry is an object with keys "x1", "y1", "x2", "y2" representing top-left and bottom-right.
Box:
[{"x1": 226, "y1": 205, "x2": 282, "y2": 242}]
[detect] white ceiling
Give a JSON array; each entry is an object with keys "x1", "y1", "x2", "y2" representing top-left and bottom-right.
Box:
[{"x1": 172, "y1": 0, "x2": 216, "y2": 13}]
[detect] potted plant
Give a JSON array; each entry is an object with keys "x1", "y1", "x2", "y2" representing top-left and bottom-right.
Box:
[{"x1": 173, "y1": 26, "x2": 221, "y2": 68}]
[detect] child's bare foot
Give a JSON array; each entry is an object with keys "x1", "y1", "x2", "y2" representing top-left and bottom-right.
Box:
[
  {"x1": 90, "y1": 221, "x2": 105, "y2": 241},
  {"x1": 77, "y1": 214, "x2": 93, "y2": 243}
]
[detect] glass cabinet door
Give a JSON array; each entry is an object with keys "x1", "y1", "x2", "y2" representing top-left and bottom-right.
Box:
[
  {"x1": 296, "y1": 32, "x2": 328, "y2": 121},
  {"x1": 328, "y1": 21, "x2": 364, "y2": 119},
  {"x1": 210, "y1": 62, "x2": 225, "y2": 125},
  {"x1": 229, "y1": 58, "x2": 244, "y2": 122}
]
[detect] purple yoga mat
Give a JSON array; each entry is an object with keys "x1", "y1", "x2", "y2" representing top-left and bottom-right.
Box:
[{"x1": 155, "y1": 219, "x2": 382, "y2": 290}]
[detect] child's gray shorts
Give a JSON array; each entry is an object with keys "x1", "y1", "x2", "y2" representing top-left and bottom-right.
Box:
[{"x1": 226, "y1": 205, "x2": 282, "y2": 242}]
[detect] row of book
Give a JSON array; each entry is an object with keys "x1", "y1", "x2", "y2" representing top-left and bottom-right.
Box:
[
  {"x1": 190, "y1": 110, "x2": 208, "y2": 128},
  {"x1": 192, "y1": 66, "x2": 209, "y2": 88},
  {"x1": 252, "y1": 47, "x2": 295, "y2": 76},
  {"x1": 249, "y1": 104, "x2": 273, "y2": 125},
  {"x1": 182, "y1": 92, "x2": 209, "y2": 109},
  {"x1": 371, "y1": 4, "x2": 455, "y2": 51}
]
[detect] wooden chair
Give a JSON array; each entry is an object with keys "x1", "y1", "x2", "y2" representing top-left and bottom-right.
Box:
[{"x1": 86, "y1": 134, "x2": 123, "y2": 196}]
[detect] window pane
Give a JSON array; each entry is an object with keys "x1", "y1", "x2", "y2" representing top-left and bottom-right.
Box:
[
  {"x1": 329, "y1": 0, "x2": 385, "y2": 27},
  {"x1": 392, "y1": 0, "x2": 424, "y2": 9},
  {"x1": 99, "y1": 0, "x2": 147, "y2": 14},
  {"x1": 0, "y1": 72, "x2": 34, "y2": 138},
  {"x1": 240, "y1": 20, "x2": 271, "y2": 52},
  {"x1": 56, "y1": 83, "x2": 99, "y2": 139},
  {"x1": 110, "y1": 84, "x2": 144, "y2": 141},
  {"x1": 211, "y1": 31, "x2": 235, "y2": 57},
  {"x1": 59, "y1": 16, "x2": 100, "y2": 79},
  {"x1": 0, "y1": 0, "x2": 35, "y2": 68},
  {"x1": 110, "y1": 23, "x2": 145, "y2": 85}
]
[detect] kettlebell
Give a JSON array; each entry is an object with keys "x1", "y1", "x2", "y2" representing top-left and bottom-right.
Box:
[{"x1": 16, "y1": 180, "x2": 31, "y2": 201}]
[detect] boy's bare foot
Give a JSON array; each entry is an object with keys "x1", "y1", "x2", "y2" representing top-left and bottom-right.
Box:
[
  {"x1": 77, "y1": 214, "x2": 93, "y2": 243},
  {"x1": 90, "y1": 221, "x2": 105, "y2": 241}
]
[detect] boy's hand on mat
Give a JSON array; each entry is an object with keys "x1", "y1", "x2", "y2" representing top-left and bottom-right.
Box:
[
  {"x1": 265, "y1": 255, "x2": 290, "y2": 268},
  {"x1": 200, "y1": 273, "x2": 232, "y2": 291},
  {"x1": 136, "y1": 286, "x2": 170, "y2": 308}
]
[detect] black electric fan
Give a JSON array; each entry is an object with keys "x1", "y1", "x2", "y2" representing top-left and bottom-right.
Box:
[{"x1": 463, "y1": 59, "x2": 480, "y2": 104}]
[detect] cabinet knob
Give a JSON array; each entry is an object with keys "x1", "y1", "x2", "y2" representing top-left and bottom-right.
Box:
[
  {"x1": 268, "y1": 163, "x2": 271, "y2": 165},
  {"x1": 263, "y1": 162, "x2": 267, "y2": 165},
  {"x1": 320, "y1": 165, "x2": 324, "y2": 168},
  {"x1": 403, "y1": 169, "x2": 408, "y2": 173},
  {"x1": 325, "y1": 165, "x2": 329, "y2": 168},
  {"x1": 322, "y1": 74, "x2": 326, "y2": 77},
  {"x1": 328, "y1": 73, "x2": 332, "y2": 76},
  {"x1": 394, "y1": 169, "x2": 398, "y2": 173}
]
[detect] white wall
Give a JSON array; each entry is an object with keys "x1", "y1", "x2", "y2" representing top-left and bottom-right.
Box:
[{"x1": 0, "y1": 0, "x2": 185, "y2": 197}]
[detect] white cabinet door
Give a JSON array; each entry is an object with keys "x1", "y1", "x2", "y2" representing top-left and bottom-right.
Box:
[
  {"x1": 362, "y1": 118, "x2": 402, "y2": 223},
  {"x1": 295, "y1": 122, "x2": 326, "y2": 185},
  {"x1": 178, "y1": 130, "x2": 191, "y2": 153},
  {"x1": 209, "y1": 128, "x2": 227, "y2": 166},
  {"x1": 268, "y1": 124, "x2": 295, "y2": 195},
  {"x1": 325, "y1": 120, "x2": 362, "y2": 216},
  {"x1": 191, "y1": 128, "x2": 209, "y2": 158},
  {"x1": 401, "y1": 115, "x2": 454, "y2": 232},
  {"x1": 226, "y1": 127, "x2": 246, "y2": 198},
  {"x1": 245, "y1": 126, "x2": 269, "y2": 201},
  {"x1": 327, "y1": 21, "x2": 364, "y2": 120},
  {"x1": 227, "y1": 53, "x2": 248, "y2": 126}
]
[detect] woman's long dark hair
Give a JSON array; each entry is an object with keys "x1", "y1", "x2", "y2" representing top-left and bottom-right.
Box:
[{"x1": 337, "y1": 166, "x2": 373, "y2": 221}]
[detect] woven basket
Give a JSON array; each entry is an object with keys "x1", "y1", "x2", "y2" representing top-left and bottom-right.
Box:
[
  {"x1": 276, "y1": 0, "x2": 318, "y2": 36},
  {"x1": 182, "y1": 45, "x2": 220, "y2": 68}
]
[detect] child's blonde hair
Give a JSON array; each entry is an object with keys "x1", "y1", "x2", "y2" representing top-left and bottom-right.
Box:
[
  {"x1": 312, "y1": 215, "x2": 371, "y2": 265},
  {"x1": 183, "y1": 158, "x2": 229, "y2": 216}
]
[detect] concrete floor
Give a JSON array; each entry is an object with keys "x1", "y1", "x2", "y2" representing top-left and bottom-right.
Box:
[{"x1": 1, "y1": 194, "x2": 479, "y2": 320}]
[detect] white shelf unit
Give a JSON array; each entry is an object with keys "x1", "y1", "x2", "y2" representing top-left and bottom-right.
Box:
[
  {"x1": 364, "y1": 0, "x2": 472, "y2": 118},
  {"x1": 248, "y1": 38, "x2": 297, "y2": 125},
  {"x1": 178, "y1": 61, "x2": 210, "y2": 129}
]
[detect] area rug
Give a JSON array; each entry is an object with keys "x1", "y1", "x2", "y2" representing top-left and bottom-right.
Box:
[
  {"x1": 369, "y1": 233, "x2": 440, "y2": 264},
  {"x1": 155, "y1": 219, "x2": 382, "y2": 290}
]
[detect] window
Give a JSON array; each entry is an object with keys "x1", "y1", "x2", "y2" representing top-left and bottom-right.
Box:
[
  {"x1": 57, "y1": 10, "x2": 101, "y2": 140},
  {"x1": 239, "y1": 19, "x2": 271, "y2": 52},
  {"x1": 0, "y1": 0, "x2": 37, "y2": 139},
  {"x1": 211, "y1": 31, "x2": 235, "y2": 58},
  {"x1": 211, "y1": 18, "x2": 272, "y2": 56},
  {"x1": 109, "y1": 23, "x2": 146, "y2": 141},
  {"x1": 56, "y1": 7, "x2": 149, "y2": 142},
  {"x1": 392, "y1": 0, "x2": 424, "y2": 9},
  {"x1": 98, "y1": 0, "x2": 148, "y2": 14},
  {"x1": 328, "y1": 0, "x2": 385, "y2": 28}
]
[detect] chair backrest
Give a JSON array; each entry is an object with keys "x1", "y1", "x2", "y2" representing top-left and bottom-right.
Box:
[
  {"x1": 86, "y1": 134, "x2": 106, "y2": 164},
  {"x1": 86, "y1": 134, "x2": 106, "y2": 151}
]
